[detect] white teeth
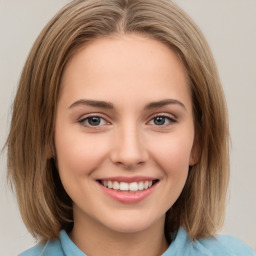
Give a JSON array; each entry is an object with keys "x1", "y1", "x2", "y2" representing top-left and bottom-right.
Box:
[
  {"x1": 113, "y1": 181, "x2": 119, "y2": 190},
  {"x1": 129, "y1": 182, "x2": 139, "y2": 191},
  {"x1": 138, "y1": 181, "x2": 144, "y2": 191},
  {"x1": 107, "y1": 181, "x2": 113, "y2": 189},
  {"x1": 101, "y1": 180, "x2": 155, "y2": 192},
  {"x1": 144, "y1": 181, "x2": 149, "y2": 189},
  {"x1": 119, "y1": 182, "x2": 129, "y2": 191}
]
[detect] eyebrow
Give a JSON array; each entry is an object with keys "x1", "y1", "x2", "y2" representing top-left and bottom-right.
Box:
[
  {"x1": 69, "y1": 98, "x2": 186, "y2": 111},
  {"x1": 144, "y1": 99, "x2": 187, "y2": 111},
  {"x1": 69, "y1": 99, "x2": 114, "y2": 109}
]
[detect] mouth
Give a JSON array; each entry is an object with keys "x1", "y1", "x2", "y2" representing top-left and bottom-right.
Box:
[{"x1": 97, "y1": 179, "x2": 159, "y2": 192}]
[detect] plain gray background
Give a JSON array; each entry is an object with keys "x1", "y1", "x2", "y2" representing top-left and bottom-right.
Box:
[{"x1": 0, "y1": 0, "x2": 255, "y2": 255}]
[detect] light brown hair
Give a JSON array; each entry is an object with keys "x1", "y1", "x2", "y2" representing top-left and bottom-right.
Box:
[{"x1": 6, "y1": 0, "x2": 229, "y2": 242}]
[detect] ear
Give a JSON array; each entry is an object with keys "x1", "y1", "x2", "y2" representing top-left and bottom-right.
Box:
[
  {"x1": 46, "y1": 143, "x2": 56, "y2": 159},
  {"x1": 189, "y1": 136, "x2": 200, "y2": 166}
]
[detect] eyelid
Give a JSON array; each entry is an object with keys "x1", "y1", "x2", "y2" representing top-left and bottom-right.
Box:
[
  {"x1": 77, "y1": 112, "x2": 177, "y2": 128},
  {"x1": 147, "y1": 113, "x2": 177, "y2": 126},
  {"x1": 78, "y1": 112, "x2": 110, "y2": 121},
  {"x1": 78, "y1": 113, "x2": 111, "y2": 127},
  {"x1": 149, "y1": 113, "x2": 177, "y2": 121}
]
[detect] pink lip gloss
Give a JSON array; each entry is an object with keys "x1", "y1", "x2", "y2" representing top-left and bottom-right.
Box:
[{"x1": 97, "y1": 178, "x2": 158, "y2": 203}]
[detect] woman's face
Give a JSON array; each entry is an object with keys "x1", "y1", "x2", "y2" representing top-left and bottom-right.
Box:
[{"x1": 55, "y1": 34, "x2": 196, "y2": 235}]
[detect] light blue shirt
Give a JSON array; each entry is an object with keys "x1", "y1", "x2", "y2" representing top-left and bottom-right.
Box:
[{"x1": 19, "y1": 228, "x2": 256, "y2": 256}]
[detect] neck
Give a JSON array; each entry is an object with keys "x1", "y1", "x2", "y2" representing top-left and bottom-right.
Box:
[{"x1": 69, "y1": 212, "x2": 168, "y2": 256}]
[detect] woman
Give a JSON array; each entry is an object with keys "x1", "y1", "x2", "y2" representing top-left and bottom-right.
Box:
[{"x1": 6, "y1": 0, "x2": 255, "y2": 255}]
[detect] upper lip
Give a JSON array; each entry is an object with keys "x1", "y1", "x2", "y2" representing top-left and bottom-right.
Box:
[{"x1": 96, "y1": 176, "x2": 158, "y2": 183}]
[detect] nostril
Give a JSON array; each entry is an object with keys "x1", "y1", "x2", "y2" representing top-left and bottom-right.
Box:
[
  {"x1": 115, "y1": 161, "x2": 145, "y2": 170},
  {"x1": 109, "y1": 138, "x2": 149, "y2": 169}
]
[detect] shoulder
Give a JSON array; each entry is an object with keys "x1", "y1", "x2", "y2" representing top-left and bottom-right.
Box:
[
  {"x1": 195, "y1": 233, "x2": 256, "y2": 256},
  {"x1": 18, "y1": 230, "x2": 85, "y2": 256},
  {"x1": 18, "y1": 239, "x2": 64, "y2": 256},
  {"x1": 164, "y1": 228, "x2": 256, "y2": 256}
]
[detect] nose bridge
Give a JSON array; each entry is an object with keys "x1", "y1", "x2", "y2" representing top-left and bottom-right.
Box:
[{"x1": 110, "y1": 121, "x2": 148, "y2": 169}]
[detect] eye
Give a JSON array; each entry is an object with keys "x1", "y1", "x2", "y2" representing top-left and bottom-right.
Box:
[
  {"x1": 148, "y1": 115, "x2": 176, "y2": 126},
  {"x1": 79, "y1": 116, "x2": 108, "y2": 127}
]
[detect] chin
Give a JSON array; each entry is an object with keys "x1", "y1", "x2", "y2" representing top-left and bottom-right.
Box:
[{"x1": 101, "y1": 211, "x2": 165, "y2": 234}]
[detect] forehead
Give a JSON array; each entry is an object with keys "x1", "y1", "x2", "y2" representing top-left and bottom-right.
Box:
[{"x1": 60, "y1": 34, "x2": 191, "y2": 111}]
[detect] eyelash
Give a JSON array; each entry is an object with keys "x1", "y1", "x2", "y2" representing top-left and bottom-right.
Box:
[
  {"x1": 78, "y1": 114, "x2": 176, "y2": 128},
  {"x1": 148, "y1": 114, "x2": 177, "y2": 126},
  {"x1": 78, "y1": 115, "x2": 109, "y2": 127}
]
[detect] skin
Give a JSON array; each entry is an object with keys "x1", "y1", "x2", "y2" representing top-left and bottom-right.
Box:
[{"x1": 55, "y1": 34, "x2": 197, "y2": 256}]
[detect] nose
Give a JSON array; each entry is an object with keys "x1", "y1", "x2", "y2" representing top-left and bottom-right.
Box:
[{"x1": 110, "y1": 125, "x2": 148, "y2": 170}]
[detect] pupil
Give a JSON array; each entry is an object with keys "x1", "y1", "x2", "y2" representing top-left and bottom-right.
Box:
[
  {"x1": 154, "y1": 116, "x2": 165, "y2": 125},
  {"x1": 88, "y1": 117, "x2": 101, "y2": 126}
]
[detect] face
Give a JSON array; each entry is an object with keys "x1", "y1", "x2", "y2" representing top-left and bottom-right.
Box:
[{"x1": 55, "y1": 34, "x2": 196, "y2": 236}]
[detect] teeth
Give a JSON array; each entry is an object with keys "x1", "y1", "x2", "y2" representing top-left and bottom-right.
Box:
[
  {"x1": 138, "y1": 181, "x2": 144, "y2": 190},
  {"x1": 113, "y1": 181, "x2": 119, "y2": 190},
  {"x1": 101, "y1": 180, "x2": 155, "y2": 192},
  {"x1": 129, "y1": 182, "x2": 138, "y2": 191},
  {"x1": 120, "y1": 182, "x2": 129, "y2": 191},
  {"x1": 107, "y1": 181, "x2": 113, "y2": 189}
]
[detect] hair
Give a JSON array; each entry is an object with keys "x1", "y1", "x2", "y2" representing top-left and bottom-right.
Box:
[{"x1": 6, "y1": 0, "x2": 229, "y2": 243}]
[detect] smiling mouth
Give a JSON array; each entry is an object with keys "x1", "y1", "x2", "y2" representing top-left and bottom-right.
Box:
[{"x1": 97, "y1": 180, "x2": 159, "y2": 192}]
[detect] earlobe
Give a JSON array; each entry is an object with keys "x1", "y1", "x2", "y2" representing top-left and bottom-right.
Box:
[
  {"x1": 189, "y1": 153, "x2": 198, "y2": 166},
  {"x1": 46, "y1": 143, "x2": 56, "y2": 159},
  {"x1": 189, "y1": 138, "x2": 200, "y2": 166}
]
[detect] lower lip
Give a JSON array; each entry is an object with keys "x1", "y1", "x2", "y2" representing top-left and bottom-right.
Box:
[{"x1": 98, "y1": 183, "x2": 157, "y2": 204}]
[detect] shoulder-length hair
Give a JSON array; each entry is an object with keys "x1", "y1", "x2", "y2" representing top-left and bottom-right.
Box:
[{"x1": 6, "y1": 0, "x2": 229, "y2": 242}]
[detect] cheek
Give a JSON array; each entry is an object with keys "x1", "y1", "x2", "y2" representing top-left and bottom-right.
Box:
[
  {"x1": 54, "y1": 132, "x2": 110, "y2": 202},
  {"x1": 149, "y1": 132, "x2": 194, "y2": 177},
  {"x1": 55, "y1": 129, "x2": 108, "y2": 177}
]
